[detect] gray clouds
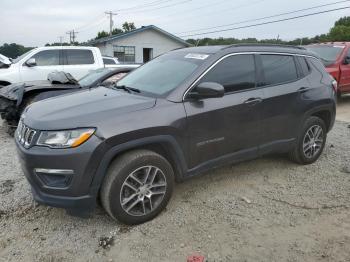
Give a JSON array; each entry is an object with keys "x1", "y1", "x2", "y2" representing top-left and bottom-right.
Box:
[{"x1": 0, "y1": 0, "x2": 349, "y2": 46}]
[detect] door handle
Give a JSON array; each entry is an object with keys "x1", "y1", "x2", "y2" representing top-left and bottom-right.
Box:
[
  {"x1": 298, "y1": 87, "x2": 308, "y2": 93},
  {"x1": 244, "y1": 97, "x2": 262, "y2": 106}
]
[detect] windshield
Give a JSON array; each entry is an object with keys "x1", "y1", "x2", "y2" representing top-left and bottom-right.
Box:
[
  {"x1": 78, "y1": 68, "x2": 111, "y2": 87},
  {"x1": 306, "y1": 46, "x2": 344, "y2": 66},
  {"x1": 12, "y1": 49, "x2": 35, "y2": 64},
  {"x1": 116, "y1": 52, "x2": 208, "y2": 96}
]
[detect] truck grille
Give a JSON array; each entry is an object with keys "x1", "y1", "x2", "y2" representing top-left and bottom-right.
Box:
[{"x1": 16, "y1": 120, "x2": 36, "y2": 148}]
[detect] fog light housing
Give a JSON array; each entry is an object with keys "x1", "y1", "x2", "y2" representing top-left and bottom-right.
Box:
[{"x1": 34, "y1": 168, "x2": 74, "y2": 188}]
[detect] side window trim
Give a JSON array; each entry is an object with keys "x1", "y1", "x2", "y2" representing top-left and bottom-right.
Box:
[{"x1": 184, "y1": 53, "x2": 258, "y2": 99}]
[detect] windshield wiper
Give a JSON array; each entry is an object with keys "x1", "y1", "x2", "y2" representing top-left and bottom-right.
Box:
[{"x1": 113, "y1": 84, "x2": 140, "y2": 93}]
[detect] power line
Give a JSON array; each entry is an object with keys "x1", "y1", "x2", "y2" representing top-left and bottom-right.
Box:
[
  {"x1": 114, "y1": 0, "x2": 175, "y2": 12},
  {"x1": 176, "y1": 0, "x2": 350, "y2": 34},
  {"x1": 117, "y1": 0, "x2": 192, "y2": 14},
  {"x1": 179, "y1": 6, "x2": 350, "y2": 38},
  {"x1": 128, "y1": 0, "x2": 247, "y2": 25}
]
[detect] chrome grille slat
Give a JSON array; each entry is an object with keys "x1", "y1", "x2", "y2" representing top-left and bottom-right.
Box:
[{"x1": 16, "y1": 120, "x2": 36, "y2": 148}]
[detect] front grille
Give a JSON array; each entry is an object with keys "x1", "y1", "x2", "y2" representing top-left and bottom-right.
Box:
[{"x1": 16, "y1": 120, "x2": 36, "y2": 148}]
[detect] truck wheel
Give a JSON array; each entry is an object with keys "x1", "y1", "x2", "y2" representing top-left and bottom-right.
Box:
[
  {"x1": 101, "y1": 149, "x2": 174, "y2": 225},
  {"x1": 289, "y1": 116, "x2": 327, "y2": 165}
]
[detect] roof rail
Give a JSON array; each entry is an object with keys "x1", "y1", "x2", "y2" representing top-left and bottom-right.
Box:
[{"x1": 224, "y1": 43, "x2": 306, "y2": 50}]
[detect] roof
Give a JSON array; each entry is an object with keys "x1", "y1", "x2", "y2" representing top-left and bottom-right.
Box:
[
  {"x1": 172, "y1": 44, "x2": 315, "y2": 57},
  {"x1": 90, "y1": 25, "x2": 191, "y2": 47}
]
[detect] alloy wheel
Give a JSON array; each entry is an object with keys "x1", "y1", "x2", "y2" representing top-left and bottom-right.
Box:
[
  {"x1": 120, "y1": 166, "x2": 167, "y2": 216},
  {"x1": 302, "y1": 124, "x2": 324, "y2": 159}
]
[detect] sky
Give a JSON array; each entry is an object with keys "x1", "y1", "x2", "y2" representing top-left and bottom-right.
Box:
[{"x1": 0, "y1": 0, "x2": 349, "y2": 47}]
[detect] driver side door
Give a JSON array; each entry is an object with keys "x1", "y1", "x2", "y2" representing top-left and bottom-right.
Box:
[{"x1": 183, "y1": 54, "x2": 263, "y2": 171}]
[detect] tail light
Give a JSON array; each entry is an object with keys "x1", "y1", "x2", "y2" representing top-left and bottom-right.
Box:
[{"x1": 331, "y1": 79, "x2": 338, "y2": 93}]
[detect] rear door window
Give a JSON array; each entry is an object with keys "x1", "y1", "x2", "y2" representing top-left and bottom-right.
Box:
[
  {"x1": 65, "y1": 49, "x2": 94, "y2": 65},
  {"x1": 260, "y1": 55, "x2": 298, "y2": 86},
  {"x1": 199, "y1": 54, "x2": 256, "y2": 93},
  {"x1": 32, "y1": 50, "x2": 60, "y2": 66}
]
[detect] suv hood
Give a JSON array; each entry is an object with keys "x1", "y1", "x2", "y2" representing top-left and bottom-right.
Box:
[{"x1": 23, "y1": 86, "x2": 156, "y2": 130}]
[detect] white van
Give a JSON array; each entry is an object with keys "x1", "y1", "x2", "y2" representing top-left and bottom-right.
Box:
[{"x1": 0, "y1": 46, "x2": 104, "y2": 86}]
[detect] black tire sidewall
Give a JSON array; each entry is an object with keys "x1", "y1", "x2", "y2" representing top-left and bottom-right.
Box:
[
  {"x1": 297, "y1": 117, "x2": 327, "y2": 164},
  {"x1": 107, "y1": 153, "x2": 174, "y2": 225}
]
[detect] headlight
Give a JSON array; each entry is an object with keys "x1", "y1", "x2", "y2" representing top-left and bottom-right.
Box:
[{"x1": 37, "y1": 128, "x2": 95, "y2": 148}]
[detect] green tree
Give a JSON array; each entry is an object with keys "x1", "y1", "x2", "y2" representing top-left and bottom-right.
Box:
[
  {"x1": 328, "y1": 25, "x2": 350, "y2": 41},
  {"x1": 122, "y1": 22, "x2": 136, "y2": 32},
  {"x1": 96, "y1": 31, "x2": 110, "y2": 39},
  {"x1": 0, "y1": 43, "x2": 33, "y2": 58}
]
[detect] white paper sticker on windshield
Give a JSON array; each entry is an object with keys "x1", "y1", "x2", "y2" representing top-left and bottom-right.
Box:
[
  {"x1": 333, "y1": 45, "x2": 345, "y2": 48},
  {"x1": 185, "y1": 53, "x2": 209, "y2": 60}
]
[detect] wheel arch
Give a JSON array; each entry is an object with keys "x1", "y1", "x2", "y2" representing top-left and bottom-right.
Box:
[
  {"x1": 90, "y1": 135, "x2": 188, "y2": 196},
  {"x1": 303, "y1": 104, "x2": 336, "y2": 132}
]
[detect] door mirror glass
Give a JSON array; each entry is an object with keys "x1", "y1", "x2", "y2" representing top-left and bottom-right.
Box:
[
  {"x1": 25, "y1": 58, "x2": 37, "y2": 67},
  {"x1": 344, "y1": 56, "x2": 350, "y2": 65},
  {"x1": 188, "y1": 82, "x2": 225, "y2": 99}
]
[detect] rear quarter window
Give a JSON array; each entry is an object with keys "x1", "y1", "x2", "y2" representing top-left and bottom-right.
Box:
[
  {"x1": 296, "y1": 56, "x2": 310, "y2": 77},
  {"x1": 65, "y1": 49, "x2": 94, "y2": 65},
  {"x1": 103, "y1": 58, "x2": 116, "y2": 65},
  {"x1": 260, "y1": 54, "x2": 298, "y2": 86}
]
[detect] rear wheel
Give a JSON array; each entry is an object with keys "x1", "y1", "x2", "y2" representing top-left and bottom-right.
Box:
[
  {"x1": 289, "y1": 116, "x2": 327, "y2": 165},
  {"x1": 100, "y1": 149, "x2": 174, "y2": 225}
]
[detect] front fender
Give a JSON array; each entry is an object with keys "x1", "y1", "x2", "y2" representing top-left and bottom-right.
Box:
[{"x1": 89, "y1": 135, "x2": 188, "y2": 196}]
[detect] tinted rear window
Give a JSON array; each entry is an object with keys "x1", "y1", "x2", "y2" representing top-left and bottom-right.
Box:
[
  {"x1": 261, "y1": 55, "x2": 298, "y2": 86},
  {"x1": 66, "y1": 49, "x2": 94, "y2": 65}
]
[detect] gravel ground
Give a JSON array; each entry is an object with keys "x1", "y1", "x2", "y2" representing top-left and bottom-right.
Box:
[{"x1": 0, "y1": 119, "x2": 350, "y2": 262}]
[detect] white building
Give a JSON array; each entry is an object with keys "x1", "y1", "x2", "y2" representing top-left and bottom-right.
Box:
[{"x1": 91, "y1": 25, "x2": 191, "y2": 64}]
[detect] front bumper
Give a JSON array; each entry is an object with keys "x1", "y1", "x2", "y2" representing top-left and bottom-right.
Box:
[{"x1": 15, "y1": 134, "x2": 106, "y2": 214}]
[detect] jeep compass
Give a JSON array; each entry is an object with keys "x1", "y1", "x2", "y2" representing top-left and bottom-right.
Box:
[{"x1": 15, "y1": 44, "x2": 336, "y2": 225}]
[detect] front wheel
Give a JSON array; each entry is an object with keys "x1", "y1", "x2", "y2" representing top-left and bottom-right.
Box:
[
  {"x1": 289, "y1": 116, "x2": 327, "y2": 165},
  {"x1": 100, "y1": 149, "x2": 174, "y2": 225}
]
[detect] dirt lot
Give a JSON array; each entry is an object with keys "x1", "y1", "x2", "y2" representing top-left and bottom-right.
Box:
[{"x1": 0, "y1": 102, "x2": 350, "y2": 262}]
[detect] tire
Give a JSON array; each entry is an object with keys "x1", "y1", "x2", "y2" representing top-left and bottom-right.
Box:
[
  {"x1": 100, "y1": 149, "x2": 175, "y2": 225},
  {"x1": 289, "y1": 116, "x2": 327, "y2": 165}
]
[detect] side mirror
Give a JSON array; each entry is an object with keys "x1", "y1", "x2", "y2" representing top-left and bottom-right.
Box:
[
  {"x1": 25, "y1": 58, "x2": 37, "y2": 67},
  {"x1": 188, "y1": 82, "x2": 225, "y2": 99},
  {"x1": 344, "y1": 56, "x2": 350, "y2": 65}
]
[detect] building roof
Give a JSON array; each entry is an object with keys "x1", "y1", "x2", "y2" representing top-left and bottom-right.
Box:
[{"x1": 90, "y1": 25, "x2": 191, "y2": 47}]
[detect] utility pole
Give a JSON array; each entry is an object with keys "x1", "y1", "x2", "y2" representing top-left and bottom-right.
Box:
[
  {"x1": 105, "y1": 11, "x2": 118, "y2": 36},
  {"x1": 66, "y1": 31, "x2": 72, "y2": 44},
  {"x1": 58, "y1": 36, "x2": 64, "y2": 45},
  {"x1": 66, "y1": 30, "x2": 78, "y2": 45}
]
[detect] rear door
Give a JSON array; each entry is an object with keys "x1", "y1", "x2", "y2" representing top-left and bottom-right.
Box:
[
  {"x1": 339, "y1": 47, "x2": 350, "y2": 92},
  {"x1": 258, "y1": 54, "x2": 310, "y2": 154},
  {"x1": 184, "y1": 54, "x2": 263, "y2": 169},
  {"x1": 20, "y1": 49, "x2": 63, "y2": 81},
  {"x1": 62, "y1": 49, "x2": 98, "y2": 80}
]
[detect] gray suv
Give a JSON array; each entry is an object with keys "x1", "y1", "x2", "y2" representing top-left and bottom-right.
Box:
[{"x1": 15, "y1": 44, "x2": 336, "y2": 224}]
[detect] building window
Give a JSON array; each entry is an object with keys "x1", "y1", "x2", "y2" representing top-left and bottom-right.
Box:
[{"x1": 113, "y1": 46, "x2": 135, "y2": 63}]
